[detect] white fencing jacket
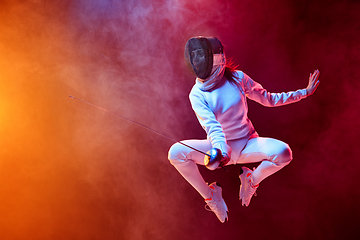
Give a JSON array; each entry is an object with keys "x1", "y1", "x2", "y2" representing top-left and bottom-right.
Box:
[{"x1": 189, "y1": 70, "x2": 308, "y2": 155}]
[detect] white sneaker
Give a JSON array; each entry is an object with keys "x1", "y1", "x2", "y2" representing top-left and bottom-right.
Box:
[
  {"x1": 239, "y1": 167, "x2": 258, "y2": 207},
  {"x1": 205, "y1": 182, "x2": 228, "y2": 223}
]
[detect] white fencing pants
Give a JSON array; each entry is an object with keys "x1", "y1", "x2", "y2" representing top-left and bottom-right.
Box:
[{"x1": 168, "y1": 137, "x2": 292, "y2": 199}]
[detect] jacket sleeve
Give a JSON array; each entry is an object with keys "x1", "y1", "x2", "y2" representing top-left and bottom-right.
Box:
[
  {"x1": 189, "y1": 91, "x2": 231, "y2": 155},
  {"x1": 242, "y1": 72, "x2": 308, "y2": 107}
]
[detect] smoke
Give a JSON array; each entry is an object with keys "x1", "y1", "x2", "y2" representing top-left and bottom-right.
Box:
[{"x1": 1, "y1": 0, "x2": 359, "y2": 239}]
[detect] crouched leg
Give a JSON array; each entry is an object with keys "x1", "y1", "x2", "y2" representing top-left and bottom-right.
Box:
[
  {"x1": 239, "y1": 137, "x2": 293, "y2": 186},
  {"x1": 167, "y1": 140, "x2": 212, "y2": 199}
]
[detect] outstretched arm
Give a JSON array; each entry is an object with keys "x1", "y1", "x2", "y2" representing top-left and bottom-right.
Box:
[{"x1": 243, "y1": 69, "x2": 320, "y2": 107}]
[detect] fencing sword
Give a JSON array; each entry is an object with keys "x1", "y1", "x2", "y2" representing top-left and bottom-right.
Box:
[{"x1": 68, "y1": 95, "x2": 227, "y2": 171}]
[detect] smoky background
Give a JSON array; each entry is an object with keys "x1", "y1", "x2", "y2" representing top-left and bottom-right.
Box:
[{"x1": 0, "y1": 0, "x2": 359, "y2": 239}]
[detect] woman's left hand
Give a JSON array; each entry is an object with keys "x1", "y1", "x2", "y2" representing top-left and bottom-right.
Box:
[{"x1": 306, "y1": 69, "x2": 320, "y2": 96}]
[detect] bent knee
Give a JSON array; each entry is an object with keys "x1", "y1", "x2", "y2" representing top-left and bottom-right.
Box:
[
  {"x1": 272, "y1": 143, "x2": 293, "y2": 165},
  {"x1": 168, "y1": 142, "x2": 187, "y2": 165}
]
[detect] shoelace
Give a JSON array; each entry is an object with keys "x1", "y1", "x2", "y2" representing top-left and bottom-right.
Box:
[
  {"x1": 205, "y1": 199, "x2": 218, "y2": 212},
  {"x1": 205, "y1": 204, "x2": 213, "y2": 212},
  {"x1": 249, "y1": 180, "x2": 258, "y2": 196},
  {"x1": 250, "y1": 167, "x2": 258, "y2": 197},
  {"x1": 252, "y1": 188, "x2": 258, "y2": 197}
]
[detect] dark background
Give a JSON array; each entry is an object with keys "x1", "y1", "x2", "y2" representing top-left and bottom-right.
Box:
[{"x1": 1, "y1": 0, "x2": 359, "y2": 239}]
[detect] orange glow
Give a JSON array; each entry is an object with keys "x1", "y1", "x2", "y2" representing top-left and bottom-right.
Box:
[{"x1": 0, "y1": 2, "x2": 87, "y2": 239}]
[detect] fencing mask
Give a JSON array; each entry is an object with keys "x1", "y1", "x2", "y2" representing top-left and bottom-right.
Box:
[{"x1": 184, "y1": 36, "x2": 224, "y2": 79}]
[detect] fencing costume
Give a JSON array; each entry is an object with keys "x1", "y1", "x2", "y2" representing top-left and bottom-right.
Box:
[{"x1": 168, "y1": 36, "x2": 320, "y2": 222}]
